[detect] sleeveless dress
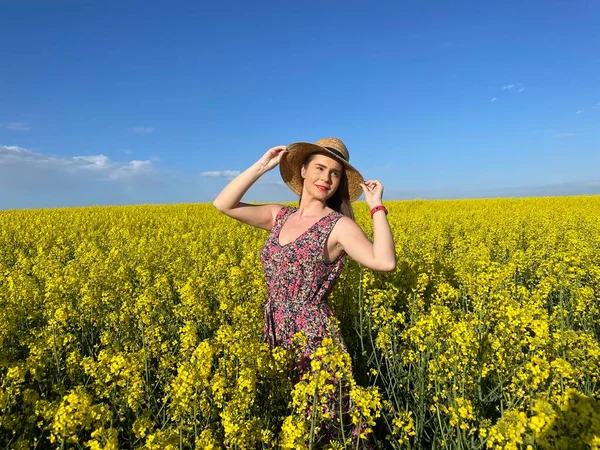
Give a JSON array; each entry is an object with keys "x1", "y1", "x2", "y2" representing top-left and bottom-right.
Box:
[
  {"x1": 260, "y1": 206, "x2": 372, "y2": 448},
  {"x1": 260, "y1": 205, "x2": 348, "y2": 367}
]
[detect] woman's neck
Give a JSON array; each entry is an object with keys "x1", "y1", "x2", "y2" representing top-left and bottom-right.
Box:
[{"x1": 296, "y1": 199, "x2": 330, "y2": 218}]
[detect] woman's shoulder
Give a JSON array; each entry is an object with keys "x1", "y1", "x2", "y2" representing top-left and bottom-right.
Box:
[
  {"x1": 326, "y1": 214, "x2": 358, "y2": 252},
  {"x1": 331, "y1": 213, "x2": 359, "y2": 233}
]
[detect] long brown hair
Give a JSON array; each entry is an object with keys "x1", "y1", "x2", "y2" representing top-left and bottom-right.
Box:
[{"x1": 298, "y1": 152, "x2": 355, "y2": 220}]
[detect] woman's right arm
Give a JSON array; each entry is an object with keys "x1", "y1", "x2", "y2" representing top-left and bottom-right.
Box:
[{"x1": 212, "y1": 145, "x2": 288, "y2": 231}]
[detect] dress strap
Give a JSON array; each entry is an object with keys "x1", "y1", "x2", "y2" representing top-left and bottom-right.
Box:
[
  {"x1": 310, "y1": 212, "x2": 347, "y2": 264},
  {"x1": 308, "y1": 211, "x2": 343, "y2": 244},
  {"x1": 273, "y1": 206, "x2": 294, "y2": 232}
]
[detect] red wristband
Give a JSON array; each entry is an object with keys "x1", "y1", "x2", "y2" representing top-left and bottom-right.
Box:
[{"x1": 370, "y1": 205, "x2": 388, "y2": 217}]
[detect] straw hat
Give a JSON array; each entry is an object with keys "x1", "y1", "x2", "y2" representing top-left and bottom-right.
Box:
[{"x1": 280, "y1": 137, "x2": 364, "y2": 202}]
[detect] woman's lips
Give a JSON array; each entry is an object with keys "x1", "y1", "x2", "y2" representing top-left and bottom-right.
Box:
[{"x1": 316, "y1": 185, "x2": 328, "y2": 191}]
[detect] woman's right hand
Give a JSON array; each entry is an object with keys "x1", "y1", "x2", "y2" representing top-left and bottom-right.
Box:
[{"x1": 257, "y1": 145, "x2": 288, "y2": 173}]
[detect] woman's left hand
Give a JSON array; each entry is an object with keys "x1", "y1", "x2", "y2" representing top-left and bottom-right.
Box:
[{"x1": 360, "y1": 180, "x2": 384, "y2": 207}]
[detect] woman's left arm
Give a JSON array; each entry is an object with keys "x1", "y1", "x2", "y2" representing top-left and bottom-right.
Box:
[{"x1": 336, "y1": 180, "x2": 396, "y2": 272}]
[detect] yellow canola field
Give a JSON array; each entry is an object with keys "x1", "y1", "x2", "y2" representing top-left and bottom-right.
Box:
[{"x1": 1, "y1": 196, "x2": 599, "y2": 449}]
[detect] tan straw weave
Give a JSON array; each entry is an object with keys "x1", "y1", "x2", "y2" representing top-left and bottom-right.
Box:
[{"x1": 279, "y1": 137, "x2": 364, "y2": 202}]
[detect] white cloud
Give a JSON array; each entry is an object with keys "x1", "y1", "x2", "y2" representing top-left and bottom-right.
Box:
[
  {"x1": 576, "y1": 110, "x2": 582, "y2": 114},
  {"x1": 105, "y1": 160, "x2": 154, "y2": 181},
  {"x1": 72, "y1": 155, "x2": 111, "y2": 168},
  {"x1": 131, "y1": 126, "x2": 153, "y2": 134},
  {"x1": 0, "y1": 144, "x2": 160, "y2": 191},
  {"x1": 518, "y1": 87, "x2": 525, "y2": 93},
  {"x1": 491, "y1": 97, "x2": 497, "y2": 102},
  {"x1": 0, "y1": 146, "x2": 296, "y2": 209},
  {"x1": 201, "y1": 170, "x2": 241, "y2": 178},
  {"x1": 0, "y1": 122, "x2": 31, "y2": 131},
  {"x1": 502, "y1": 84, "x2": 514, "y2": 90},
  {"x1": 121, "y1": 149, "x2": 134, "y2": 154},
  {"x1": 1, "y1": 145, "x2": 31, "y2": 153},
  {"x1": 553, "y1": 132, "x2": 577, "y2": 138}
]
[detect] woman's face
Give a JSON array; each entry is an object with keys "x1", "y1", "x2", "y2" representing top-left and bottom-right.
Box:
[{"x1": 301, "y1": 153, "x2": 344, "y2": 199}]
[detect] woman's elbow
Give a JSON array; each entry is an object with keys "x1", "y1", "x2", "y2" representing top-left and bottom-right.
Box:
[
  {"x1": 380, "y1": 262, "x2": 396, "y2": 272},
  {"x1": 376, "y1": 248, "x2": 396, "y2": 272},
  {"x1": 373, "y1": 258, "x2": 396, "y2": 272},
  {"x1": 213, "y1": 200, "x2": 229, "y2": 213}
]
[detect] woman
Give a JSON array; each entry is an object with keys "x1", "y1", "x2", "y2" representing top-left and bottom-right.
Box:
[{"x1": 213, "y1": 137, "x2": 396, "y2": 446}]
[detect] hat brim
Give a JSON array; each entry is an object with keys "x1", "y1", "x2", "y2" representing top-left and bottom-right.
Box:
[{"x1": 280, "y1": 142, "x2": 364, "y2": 202}]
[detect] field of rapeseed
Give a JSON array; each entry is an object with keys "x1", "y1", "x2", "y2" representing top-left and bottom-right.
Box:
[{"x1": 1, "y1": 196, "x2": 599, "y2": 449}]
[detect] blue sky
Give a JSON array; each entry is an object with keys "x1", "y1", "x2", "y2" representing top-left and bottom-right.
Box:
[{"x1": 1, "y1": 0, "x2": 599, "y2": 210}]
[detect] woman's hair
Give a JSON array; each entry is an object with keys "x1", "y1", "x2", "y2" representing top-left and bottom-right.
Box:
[{"x1": 299, "y1": 152, "x2": 355, "y2": 220}]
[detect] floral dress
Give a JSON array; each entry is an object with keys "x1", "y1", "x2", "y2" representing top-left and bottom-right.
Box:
[
  {"x1": 260, "y1": 206, "x2": 369, "y2": 447},
  {"x1": 260, "y1": 206, "x2": 348, "y2": 365}
]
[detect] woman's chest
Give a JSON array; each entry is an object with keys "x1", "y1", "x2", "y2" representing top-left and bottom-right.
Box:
[{"x1": 261, "y1": 235, "x2": 317, "y2": 267}]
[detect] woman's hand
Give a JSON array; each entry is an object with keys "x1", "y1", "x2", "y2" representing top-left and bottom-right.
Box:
[
  {"x1": 256, "y1": 145, "x2": 288, "y2": 173},
  {"x1": 360, "y1": 180, "x2": 384, "y2": 207}
]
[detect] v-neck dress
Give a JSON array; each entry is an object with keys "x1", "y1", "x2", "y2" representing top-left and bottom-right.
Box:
[
  {"x1": 260, "y1": 205, "x2": 372, "y2": 448},
  {"x1": 260, "y1": 205, "x2": 348, "y2": 369}
]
